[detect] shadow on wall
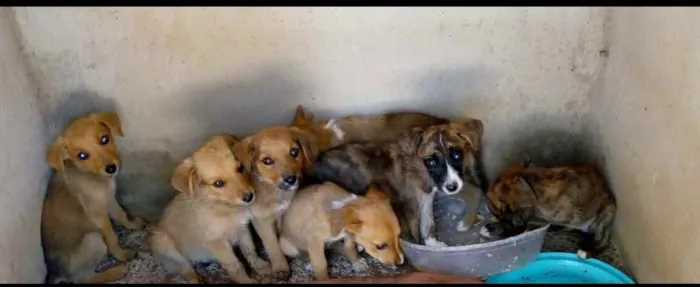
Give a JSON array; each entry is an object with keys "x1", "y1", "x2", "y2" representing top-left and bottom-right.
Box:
[
  {"x1": 40, "y1": 89, "x2": 119, "y2": 141},
  {"x1": 119, "y1": 65, "x2": 313, "y2": 222},
  {"x1": 484, "y1": 113, "x2": 603, "y2": 181}
]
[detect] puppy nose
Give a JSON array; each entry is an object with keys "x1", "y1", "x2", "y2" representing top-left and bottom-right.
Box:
[
  {"x1": 446, "y1": 182, "x2": 459, "y2": 192},
  {"x1": 242, "y1": 191, "x2": 255, "y2": 203},
  {"x1": 105, "y1": 164, "x2": 118, "y2": 175},
  {"x1": 283, "y1": 175, "x2": 297, "y2": 185}
]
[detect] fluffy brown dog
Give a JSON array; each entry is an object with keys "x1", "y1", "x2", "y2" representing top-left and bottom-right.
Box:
[
  {"x1": 278, "y1": 182, "x2": 404, "y2": 280},
  {"x1": 481, "y1": 161, "x2": 617, "y2": 259},
  {"x1": 232, "y1": 126, "x2": 318, "y2": 280},
  {"x1": 149, "y1": 135, "x2": 260, "y2": 283},
  {"x1": 307, "y1": 119, "x2": 486, "y2": 247},
  {"x1": 41, "y1": 112, "x2": 146, "y2": 283},
  {"x1": 291, "y1": 105, "x2": 449, "y2": 151}
]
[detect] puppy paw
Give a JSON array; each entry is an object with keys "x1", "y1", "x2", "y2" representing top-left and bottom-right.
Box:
[
  {"x1": 479, "y1": 226, "x2": 493, "y2": 239},
  {"x1": 456, "y1": 220, "x2": 471, "y2": 232},
  {"x1": 113, "y1": 248, "x2": 136, "y2": 262},
  {"x1": 314, "y1": 271, "x2": 330, "y2": 281},
  {"x1": 351, "y1": 258, "x2": 369, "y2": 273},
  {"x1": 424, "y1": 237, "x2": 448, "y2": 248},
  {"x1": 250, "y1": 259, "x2": 272, "y2": 276},
  {"x1": 576, "y1": 249, "x2": 590, "y2": 259},
  {"x1": 181, "y1": 271, "x2": 202, "y2": 284},
  {"x1": 271, "y1": 263, "x2": 291, "y2": 281}
]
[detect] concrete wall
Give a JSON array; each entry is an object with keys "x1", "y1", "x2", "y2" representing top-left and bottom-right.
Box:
[
  {"x1": 0, "y1": 8, "x2": 48, "y2": 283},
  {"x1": 12, "y1": 7, "x2": 609, "y2": 222},
  {"x1": 590, "y1": 8, "x2": 700, "y2": 283}
]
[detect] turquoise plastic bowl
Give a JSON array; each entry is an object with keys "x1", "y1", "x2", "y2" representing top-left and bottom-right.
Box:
[{"x1": 486, "y1": 252, "x2": 635, "y2": 284}]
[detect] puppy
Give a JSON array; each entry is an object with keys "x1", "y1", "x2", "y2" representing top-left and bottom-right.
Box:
[
  {"x1": 278, "y1": 182, "x2": 404, "y2": 280},
  {"x1": 307, "y1": 118, "x2": 486, "y2": 247},
  {"x1": 232, "y1": 126, "x2": 318, "y2": 280},
  {"x1": 291, "y1": 105, "x2": 449, "y2": 151},
  {"x1": 41, "y1": 112, "x2": 145, "y2": 284},
  {"x1": 149, "y1": 135, "x2": 260, "y2": 283},
  {"x1": 480, "y1": 161, "x2": 617, "y2": 259}
]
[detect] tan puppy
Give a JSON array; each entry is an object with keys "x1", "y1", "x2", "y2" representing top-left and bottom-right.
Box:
[
  {"x1": 481, "y1": 161, "x2": 617, "y2": 259},
  {"x1": 149, "y1": 135, "x2": 260, "y2": 283},
  {"x1": 278, "y1": 182, "x2": 404, "y2": 281},
  {"x1": 232, "y1": 126, "x2": 318, "y2": 280},
  {"x1": 291, "y1": 105, "x2": 448, "y2": 151},
  {"x1": 41, "y1": 112, "x2": 145, "y2": 284}
]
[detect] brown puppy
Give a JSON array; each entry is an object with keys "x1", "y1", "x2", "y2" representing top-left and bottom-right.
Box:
[
  {"x1": 481, "y1": 161, "x2": 617, "y2": 259},
  {"x1": 291, "y1": 105, "x2": 449, "y2": 151},
  {"x1": 278, "y1": 182, "x2": 404, "y2": 280},
  {"x1": 149, "y1": 135, "x2": 260, "y2": 284},
  {"x1": 232, "y1": 125, "x2": 318, "y2": 280},
  {"x1": 307, "y1": 118, "x2": 486, "y2": 247},
  {"x1": 41, "y1": 112, "x2": 145, "y2": 284}
]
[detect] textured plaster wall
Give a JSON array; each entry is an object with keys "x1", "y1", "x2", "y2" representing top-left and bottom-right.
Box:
[
  {"x1": 590, "y1": 8, "x2": 700, "y2": 283},
  {"x1": 11, "y1": 7, "x2": 610, "y2": 223},
  {"x1": 0, "y1": 8, "x2": 48, "y2": 283}
]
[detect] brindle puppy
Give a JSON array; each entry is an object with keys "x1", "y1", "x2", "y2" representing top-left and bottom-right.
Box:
[
  {"x1": 307, "y1": 119, "x2": 486, "y2": 246},
  {"x1": 481, "y1": 160, "x2": 617, "y2": 259}
]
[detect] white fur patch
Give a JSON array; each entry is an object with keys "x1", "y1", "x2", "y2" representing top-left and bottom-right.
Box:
[
  {"x1": 331, "y1": 194, "x2": 358, "y2": 210},
  {"x1": 419, "y1": 192, "x2": 436, "y2": 243},
  {"x1": 357, "y1": 244, "x2": 365, "y2": 253},
  {"x1": 456, "y1": 220, "x2": 470, "y2": 232},
  {"x1": 479, "y1": 226, "x2": 492, "y2": 238},
  {"x1": 425, "y1": 237, "x2": 448, "y2": 248},
  {"x1": 441, "y1": 164, "x2": 463, "y2": 195},
  {"x1": 324, "y1": 118, "x2": 345, "y2": 141}
]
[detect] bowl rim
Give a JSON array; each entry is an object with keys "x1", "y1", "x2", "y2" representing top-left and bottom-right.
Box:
[
  {"x1": 399, "y1": 224, "x2": 551, "y2": 253},
  {"x1": 485, "y1": 251, "x2": 635, "y2": 284}
]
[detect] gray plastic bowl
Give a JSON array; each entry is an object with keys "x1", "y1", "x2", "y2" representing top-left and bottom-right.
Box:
[{"x1": 400, "y1": 224, "x2": 551, "y2": 278}]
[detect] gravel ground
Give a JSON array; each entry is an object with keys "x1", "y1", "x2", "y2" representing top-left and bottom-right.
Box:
[{"x1": 80, "y1": 193, "x2": 632, "y2": 285}]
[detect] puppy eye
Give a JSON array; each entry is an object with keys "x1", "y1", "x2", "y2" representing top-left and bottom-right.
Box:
[
  {"x1": 213, "y1": 180, "x2": 226, "y2": 188},
  {"x1": 376, "y1": 243, "x2": 388, "y2": 250},
  {"x1": 99, "y1": 135, "x2": 110, "y2": 145},
  {"x1": 77, "y1": 152, "x2": 89, "y2": 160},
  {"x1": 424, "y1": 156, "x2": 438, "y2": 168},
  {"x1": 450, "y1": 149, "x2": 463, "y2": 161},
  {"x1": 237, "y1": 164, "x2": 245, "y2": 173},
  {"x1": 290, "y1": 147, "x2": 300, "y2": 158},
  {"x1": 262, "y1": 157, "x2": 274, "y2": 165}
]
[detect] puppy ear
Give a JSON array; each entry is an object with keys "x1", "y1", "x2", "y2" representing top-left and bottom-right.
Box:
[
  {"x1": 451, "y1": 118, "x2": 484, "y2": 151},
  {"x1": 217, "y1": 134, "x2": 240, "y2": 150},
  {"x1": 515, "y1": 176, "x2": 536, "y2": 206},
  {"x1": 47, "y1": 136, "x2": 67, "y2": 172},
  {"x1": 171, "y1": 157, "x2": 198, "y2": 197},
  {"x1": 232, "y1": 137, "x2": 255, "y2": 172},
  {"x1": 409, "y1": 127, "x2": 427, "y2": 152},
  {"x1": 291, "y1": 127, "x2": 319, "y2": 172},
  {"x1": 342, "y1": 206, "x2": 363, "y2": 235},
  {"x1": 292, "y1": 105, "x2": 315, "y2": 127},
  {"x1": 91, "y1": 112, "x2": 124, "y2": 137}
]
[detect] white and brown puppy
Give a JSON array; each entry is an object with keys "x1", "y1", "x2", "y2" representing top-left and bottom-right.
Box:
[
  {"x1": 291, "y1": 105, "x2": 449, "y2": 151},
  {"x1": 232, "y1": 126, "x2": 318, "y2": 280},
  {"x1": 42, "y1": 112, "x2": 146, "y2": 284},
  {"x1": 278, "y1": 182, "x2": 404, "y2": 280},
  {"x1": 307, "y1": 119, "x2": 486, "y2": 247},
  {"x1": 149, "y1": 135, "x2": 260, "y2": 284}
]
